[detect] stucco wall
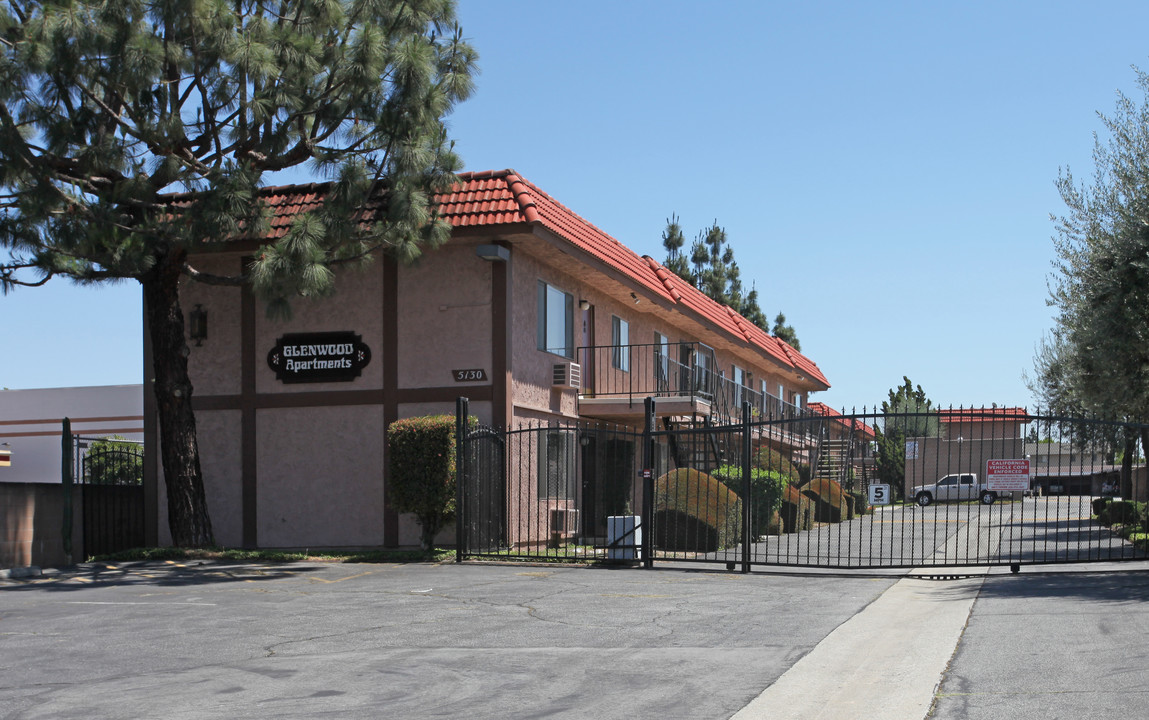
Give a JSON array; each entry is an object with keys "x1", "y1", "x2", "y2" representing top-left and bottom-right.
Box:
[
  {"x1": 397, "y1": 244, "x2": 494, "y2": 389},
  {"x1": 256, "y1": 405, "x2": 385, "y2": 548}
]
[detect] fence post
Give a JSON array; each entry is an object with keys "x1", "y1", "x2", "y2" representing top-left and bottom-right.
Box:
[
  {"x1": 642, "y1": 396, "x2": 655, "y2": 569},
  {"x1": 61, "y1": 417, "x2": 73, "y2": 565},
  {"x1": 742, "y1": 402, "x2": 752, "y2": 574},
  {"x1": 455, "y1": 397, "x2": 468, "y2": 563}
]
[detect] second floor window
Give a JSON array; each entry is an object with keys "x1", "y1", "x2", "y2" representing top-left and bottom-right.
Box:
[
  {"x1": 537, "y1": 281, "x2": 574, "y2": 358},
  {"x1": 611, "y1": 316, "x2": 629, "y2": 371}
]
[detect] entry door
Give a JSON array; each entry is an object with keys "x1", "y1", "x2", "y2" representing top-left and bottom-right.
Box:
[{"x1": 581, "y1": 305, "x2": 594, "y2": 395}]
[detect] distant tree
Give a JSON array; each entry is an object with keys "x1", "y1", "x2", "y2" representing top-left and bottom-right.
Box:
[
  {"x1": 0, "y1": 0, "x2": 477, "y2": 546},
  {"x1": 1028, "y1": 67, "x2": 1149, "y2": 495},
  {"x1": 874, "y1": 377, "x2": 939, "y2": 500},
  {"x1": 661, "y1": 214, "x2": 691, "y2": 283},
  {"x1": 83, "y1": 436, "x2": 143, "y2": 486},
  {"x1": 771, "y1": 312, "x2": 801, "y2": 350},
  {"x1": 659, "y1": 216, "x2": 794, "y2": 343}
]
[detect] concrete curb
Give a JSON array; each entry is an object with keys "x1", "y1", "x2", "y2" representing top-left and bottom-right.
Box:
[{"x1": 732, "y1": 568, "x2": 988, "y2": 720}]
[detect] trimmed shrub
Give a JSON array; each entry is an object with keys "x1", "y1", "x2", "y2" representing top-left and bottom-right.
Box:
[
  {"x1": 781, "y1": 484, "x2": 815, "y2": 533},
  {"x1": 388, "y1": 414, "x2": 473, "y2": 550},
  {"x1": 1107, "y1": 500, "x2": 1145, "y2": 528},
  {"x1": 653, "y1": 468, "x2": 742, "y2": 552},
  {"x1": 712, "y1": 464, "x2": 787, "y2": 539},
  {"x1": 1092, "y1": 497, "x2": 1110, "y2": 517},
  {"x1": 851, "y1": 491, "x2": 869, "y2": 516},
  {"x1": 753, "y1": 446, "x2": 799, "y2": 481},
  {"x1": 801, "y1": 477, "x2": 848, "y2": 523}
]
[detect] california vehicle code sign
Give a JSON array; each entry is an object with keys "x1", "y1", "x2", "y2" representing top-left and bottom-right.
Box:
[{"x1": 986, "y1": 459, "x2": 1031, "y2": 492}]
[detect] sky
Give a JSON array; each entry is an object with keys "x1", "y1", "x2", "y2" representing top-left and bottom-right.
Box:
[{"x1": 3, "y1": 0, "x2": 1149, "y2": 413}]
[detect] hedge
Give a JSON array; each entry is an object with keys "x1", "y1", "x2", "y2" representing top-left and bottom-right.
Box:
[
  {"x1": 713, "y1": 464, "x2": 787, "y2": 539},
  {"x1": 781, "y1": 484, "x2": 815, "y2": 533},
  {"x1": 387, "y1": 414, "x2": 474, "y2": 550},
  {"x1": 801, "y1": 477, "x2": 848, "y2": 523},
  {"x1": 653, "y1": 468, "x2": 742, "y2": 552}
]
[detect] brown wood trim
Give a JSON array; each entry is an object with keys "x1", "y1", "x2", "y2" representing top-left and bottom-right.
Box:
[
  {"x1": 493, "y1": 242, "x2": 512, "y2": 430},
  {"x1": 240, "y1": 257, "x2": 257, "y2": 549},
  {"x1": 194, "y1": 385, "x2": 490, "y2": 412},
  {"x1": 0, "y1": 415, "x2": 145, "y2": 427},
  {"x1": 0, "y1": 427, "x2": 143, "y2": 439},
  {"x1": 382, "y1": 255, "x2": 399, "y2": 547}
]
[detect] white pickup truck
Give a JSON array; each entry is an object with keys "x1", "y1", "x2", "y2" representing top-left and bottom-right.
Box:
[{"x1": 913, "y1": 473, "x2": 997, "y2": 507}]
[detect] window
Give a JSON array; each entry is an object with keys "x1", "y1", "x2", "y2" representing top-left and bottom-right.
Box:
[
  {"x1": 611, "y1": 316, "x2": 630, "y2": 371},
  {"x1": 732, "y1": 365, "x2": 744, "y2": 409},
  {"x1": 654, "y1": 332, "x2": 669, "y2": 389},
  {"x1": 537, "y1": 281, "x2": 574, "y2": 358},
  {"x1": 539, "y1": 429, "x2": 576, "y2": 499}
]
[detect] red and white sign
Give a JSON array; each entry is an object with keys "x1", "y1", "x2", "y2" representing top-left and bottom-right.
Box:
[{"x1": 986, "y1": 459, "x2": 1030, "y2": 492}]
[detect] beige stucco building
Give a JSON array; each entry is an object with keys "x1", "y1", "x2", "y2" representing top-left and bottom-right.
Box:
[{"x1": 147, "y1": 170, "x2": 830, "y2": 550}]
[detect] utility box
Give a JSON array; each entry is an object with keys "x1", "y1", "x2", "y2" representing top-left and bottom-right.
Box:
[{"x1": 606, "y1": 515, "x2": 642, "y2": 560}]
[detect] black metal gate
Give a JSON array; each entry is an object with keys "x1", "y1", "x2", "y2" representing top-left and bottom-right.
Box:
[
  {"x1": 460, "y1": 425, "x2": 506, "y2": 553},
  {"x1": 74, "y1": 435, "x2": 145, "y2": 558},
  {"x1": 456, "y1": 400, "x2": 1149, "y2": 570}
]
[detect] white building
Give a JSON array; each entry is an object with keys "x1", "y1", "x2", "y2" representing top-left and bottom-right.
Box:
[{"x1": 0, "y1": 385, "x2": 143, "y2": 484}]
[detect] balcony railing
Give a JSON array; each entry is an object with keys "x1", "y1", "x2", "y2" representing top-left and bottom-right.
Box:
[{"x1": 575, "y1": 342, "x2": 804, "y2": 424}]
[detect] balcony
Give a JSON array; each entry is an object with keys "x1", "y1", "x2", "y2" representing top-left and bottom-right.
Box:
[{"x1": 574, "y1": 342, "x2": 806, "y2": 432}]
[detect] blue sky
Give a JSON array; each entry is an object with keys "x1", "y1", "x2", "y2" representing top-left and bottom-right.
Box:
[{"x1": 3, "y1": 1, "x2": 1148, "y2": 412}]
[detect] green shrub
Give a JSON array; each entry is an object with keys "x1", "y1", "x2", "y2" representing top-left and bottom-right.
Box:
[
  {"x1": 653, "y1": 468, "x2": 742, "y2": 552},
  {"x1": 1107, "y1": 500, "x2": 1145, "y2": 528},
  {"x1": 781, "y1": 484, "x2": 815, "y2": 533},
  {"x1": 753, "y1": 446, "x2": 799, "y2": 481},
  {"x1": 387, "y1": 414, "x2": 474, "y2": 550},
  {"x1": 801, "y1": 477, "x2": 848, "y2": 523},
  {"x1": 1092, "y1": 497, "x2": 1110, "y2": 516},
  {"x1": 851, "y1": 491, "x2": 869, "y2": 516},
  {"x1": 712, "y1": 464, "x2": 787, "y2": 539}
]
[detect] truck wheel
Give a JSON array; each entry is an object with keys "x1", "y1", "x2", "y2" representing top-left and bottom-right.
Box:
[
  {"x1": 980, "y1": 491, "x2": 996, "y2": 505},
  {"x1": 916, "y1": 492, "x2": 933, "y2": 507}
]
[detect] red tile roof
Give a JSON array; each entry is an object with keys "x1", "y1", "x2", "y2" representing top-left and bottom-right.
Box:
[
  {"x1": 246, "y1": 169, "x2": 830, "y2": 389},
  {"x1": 807, "y1": 402, "x2": 876, "y2": 440},
  {"x1": 937, "y1": 408, "x2": 1029, "y2": 423}
]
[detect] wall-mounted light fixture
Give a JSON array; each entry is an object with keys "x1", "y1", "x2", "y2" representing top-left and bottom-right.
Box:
[
  {"x1": 630, "y1": 292, "x2": 640, "y2": 305},
  {"x1": 189, "y1": 304, "x2": 208, "y2": 346},
  {"x1": 475, "y1": 244, "x2": 510, "y2": 262},
  {"x1": 579, "y1": 299, "x2": 590, "y2": 311}
]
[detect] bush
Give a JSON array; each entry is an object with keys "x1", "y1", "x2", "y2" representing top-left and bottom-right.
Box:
[
  {"x1": 1092, "y1": 497, "x2": 1110, "y2": 516},
  {"x1": 753, "y1": 446, "x2": 799, "y2": 481},
  {"x1": 712, "y1": 464, "x2": 787, "y2": 539},
  {"x1": 653, "y1": 468, "x2": 742, "y2": 552},
  {"x1": 781, "y1": 484, "x2": 815, "y2": 533},
  {"x1": 851, "y1": 491, "x2": 869, "y2": 516},
  {"x1": 1106, "y1": 500, "x2": 1145, "y2": 529},
  {"x1": 801, "y1": 477, "x2": 848, "y2": 523},
  {"x1": 387, "y1": 414, "x2": 473, "y2": 550}
]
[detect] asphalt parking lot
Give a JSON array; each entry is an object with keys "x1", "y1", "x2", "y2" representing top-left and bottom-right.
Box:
[{"x1": 3, "y1": 559, "x2": 1149, "y2": 719}]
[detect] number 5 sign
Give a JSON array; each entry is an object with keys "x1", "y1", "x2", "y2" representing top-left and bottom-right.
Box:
[{"x1": 868, "y1": 483, "x2": 891, "y2": 506}]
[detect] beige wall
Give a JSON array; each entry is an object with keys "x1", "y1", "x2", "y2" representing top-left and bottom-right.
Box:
[
  {"x1": 397, "y1": 244, "x2": 494, "y2": 389},
  {"x1": 256, "y1": 405, "x2": 385, "y2": 548}
]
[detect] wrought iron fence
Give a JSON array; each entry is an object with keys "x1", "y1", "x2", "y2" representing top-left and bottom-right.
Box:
[
  {"x1": 457, "y1": 399, "x2": 1149, "y2": 570},
  {"x1": 73, "y1": 435, "x2": 145, "y2": 558}
]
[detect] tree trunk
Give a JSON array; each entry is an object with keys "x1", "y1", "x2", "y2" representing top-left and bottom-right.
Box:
[
  {"x1": 1121, "y1": 432, "x2": 1135, "y2": 500},
  {"x1": 143, "y1": 249, "x2": 215, "y2": 547}
]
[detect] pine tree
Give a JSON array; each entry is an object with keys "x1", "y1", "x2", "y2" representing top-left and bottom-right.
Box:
[
  {"x1": 660, "y1": 216, "x2": 795, "y2": 342},
  {"x1": 0, "y1": 0, "x2": 477, "y2": 546}
]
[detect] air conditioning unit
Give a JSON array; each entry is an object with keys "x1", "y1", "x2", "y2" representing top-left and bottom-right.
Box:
[
  {"x1": 549, "y1": 508, "x2": 581, "y2": 534},
  {"x1": 553, "y1": 362, "x2": 581, "y2": 390}
]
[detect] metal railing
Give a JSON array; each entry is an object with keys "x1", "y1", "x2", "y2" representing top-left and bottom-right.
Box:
[{"x1": 576, "y1": 342, "x2": 804, "y2": 424}]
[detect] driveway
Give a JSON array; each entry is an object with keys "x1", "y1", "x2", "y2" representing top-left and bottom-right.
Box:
[{"x1": 3, "y1": 559, "x2": 1148, "y2": 719}]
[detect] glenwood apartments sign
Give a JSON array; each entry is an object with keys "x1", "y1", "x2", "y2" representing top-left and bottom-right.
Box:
[{"x1": 267, "y1": 332, "x2": 372, "y2": 384}]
